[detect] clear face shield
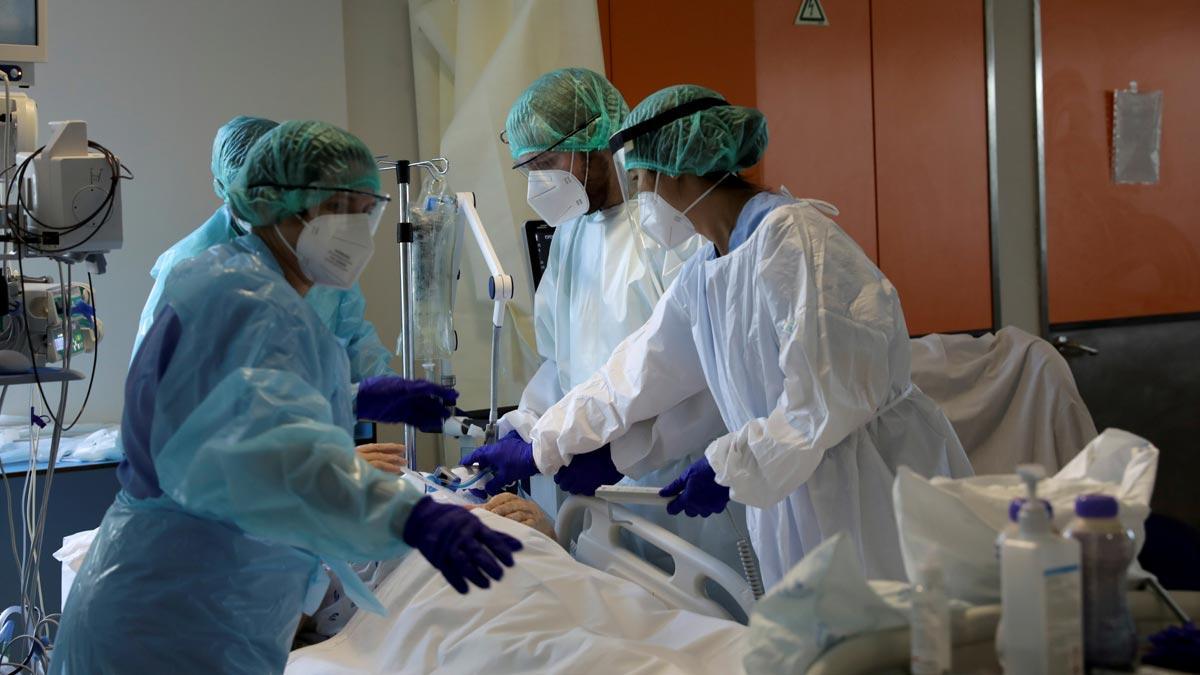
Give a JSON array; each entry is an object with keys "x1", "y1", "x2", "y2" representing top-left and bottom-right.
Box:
[
  {"x1": 506, "y1": 113, "x2": 601, "y2": 227},
  {"x1": 611, "y1": 143, "x2": 639, "y2": 205},
  {"x1": 607, "y1": 96, "x2": 733, "y2": 286},
  {"x1": 310, "y1": 187, "x2": 391, "y2": 233},
  {"x1": 606, "y1": 94, "x2": 731, "y2": 206},
  {"x1": 250, "y1": 183, "x2": 392, "y2": 289}
]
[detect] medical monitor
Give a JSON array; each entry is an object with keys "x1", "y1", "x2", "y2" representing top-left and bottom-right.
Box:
[
  {"x1": 0, "y1": 0, "x2": 46, "y2": 64},
  {"x1": 524, "y1": 219, "x2": 555, "y2": 290}
]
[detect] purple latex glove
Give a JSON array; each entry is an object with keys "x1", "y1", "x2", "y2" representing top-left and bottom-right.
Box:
[
  {"x1": 659, "y1": 457, "x2": 730, "y2": 517},
  {"x1": 554, "y1": 445, "x2": 624, "y2": 496},
  {"x1": 462, "y1": 432, "x2": 538, "y2": 496},
  {"x1": 355, "y1": 376, "x2": 458, "y2": 431},
  {"x1": 402, "y1": 496, "x2": 522, "y2": 594}
]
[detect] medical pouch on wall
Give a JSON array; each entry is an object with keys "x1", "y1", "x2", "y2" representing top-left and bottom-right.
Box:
[{"x1": 1112, "y1": 83, "x2": 1163, "y2": 185}]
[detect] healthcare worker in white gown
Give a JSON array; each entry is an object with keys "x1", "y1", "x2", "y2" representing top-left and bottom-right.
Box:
[
  {"x1": 475, "y1": 68, "x2": 742, "y2": 569},
  {"x1": 468, "y1": 84, "x2": 972, "y2": 588}
]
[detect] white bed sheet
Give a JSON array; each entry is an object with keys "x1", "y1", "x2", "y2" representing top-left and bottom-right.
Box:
[{"x1": 286, "y1": 510, "x2": 747, "y2": 675}]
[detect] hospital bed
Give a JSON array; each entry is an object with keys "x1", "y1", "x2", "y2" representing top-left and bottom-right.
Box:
[
  {"x1": 555, "y1": 495, "x2": 757, "y2": 622},
  {"x1": 285, "y1": 495, "x2": 754, "y2": 674}
]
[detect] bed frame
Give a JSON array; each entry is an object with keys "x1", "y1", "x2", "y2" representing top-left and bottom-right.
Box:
[{"x1": 554, "y1": 495, "x2": 756, "y2": 623}]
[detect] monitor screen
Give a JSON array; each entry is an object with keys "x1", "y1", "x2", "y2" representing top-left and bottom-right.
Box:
[
  {"x1": 0, "y1": 0, "x2": 37, "y2": 46},
  {"x1": 524, "y1": 220, "x2": 556, "y2": 289}
]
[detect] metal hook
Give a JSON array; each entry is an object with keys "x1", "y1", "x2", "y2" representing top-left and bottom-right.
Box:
[
  {"x1": 411, "y1": 157, "x2": 450, "y2": 176},
  {"x1": 377, "y1": 157, "x2": 450, "y2": 179}
]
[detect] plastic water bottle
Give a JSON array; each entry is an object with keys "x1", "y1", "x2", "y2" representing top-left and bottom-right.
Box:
[
  {"x1": 1064, "y1": 494, "x2": 1137, "y2": 671},
  {"x1": 911, "y1": 562, "x2": 951, "y2": 675}
]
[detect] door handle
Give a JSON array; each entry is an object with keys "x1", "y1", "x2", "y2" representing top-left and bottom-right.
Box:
[{"x1": 1053, "y1": 335, "x2": 1099, "y2": 357}]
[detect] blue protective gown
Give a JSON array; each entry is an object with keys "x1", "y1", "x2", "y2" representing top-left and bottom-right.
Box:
[
  {"x1": 134, "y1": 206, "x2": 394, "y2": 381},
  {"x1": 52, "y1": 235, "x2": 424, "y2": 675}
]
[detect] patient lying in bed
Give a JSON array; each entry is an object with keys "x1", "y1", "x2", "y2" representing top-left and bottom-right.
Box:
[
  {"x1": 296, "y1": 493, "x2": 557, "y2": 643},
  {"x1": 288, "y1": 499, "x2": 746, "y2": 675}
]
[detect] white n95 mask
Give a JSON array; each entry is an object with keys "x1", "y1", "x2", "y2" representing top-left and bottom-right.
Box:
[
  {"x1": 280, "y1": 213, "x2": 376, "y2": 289},
  {"x1": 637, "y1": 173, "x2": 728, "y2": 249},
  {"x1": 526, "y1": 169, "x2": 589, "y2": 226}
]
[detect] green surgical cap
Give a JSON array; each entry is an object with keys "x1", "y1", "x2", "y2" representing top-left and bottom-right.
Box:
[
  {"x1": 619, "y1": 84, "x2": 768, "y2": 177},
  {"x1": 505, "y1": 67, "x2": 628, "y2": 161},
  {"x1": 226, "y1": 120, "x2": 381, "y2": 229},
  {"x1": 211, "y1": 116, "x2": 279, "y2": 202}
]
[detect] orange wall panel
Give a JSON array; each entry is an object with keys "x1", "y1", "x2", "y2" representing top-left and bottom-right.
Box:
[
  {"x1": 603, "y1": 0, "x2": 760, "y2": 183},
  {"x1": 605, "y1": 0, "x2": 756, "y2": 109},
  {"x1": 871, "y1": 0, "x2": 992, "y2": 334},
  {"x1": 753, "y1": 0, "x2": 878, "y2": 261},
  {"x1": 1042, "y1": 0, "x2": 1200, "y2": 323}
]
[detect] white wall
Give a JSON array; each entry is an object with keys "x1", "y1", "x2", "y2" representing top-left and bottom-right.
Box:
[{"x1": 4, "y1": 0, "x2": 349, "y2": 422}]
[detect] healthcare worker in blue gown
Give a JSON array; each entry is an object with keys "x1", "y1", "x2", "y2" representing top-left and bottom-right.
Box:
[
  {"x1": 465, "y1": 85, "x2": 972, "y2": 589},
  {"x1": 134, "y1": 115, "x2": 394, "y2": 383},
  {"x1": 50, "y1": 121, "x2": 522, "y2": 675}
]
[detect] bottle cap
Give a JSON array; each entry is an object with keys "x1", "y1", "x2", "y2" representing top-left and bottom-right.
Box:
[
  {"x1": 1009, "y1": 497, "x2": 1052, "y2": 522},
  {"x1": 1075, "y1": 494, "x2": 1119, "y2": 519},
  {"x1": 1008, "y1": 498, "x2": 1025, "y2": 522}
]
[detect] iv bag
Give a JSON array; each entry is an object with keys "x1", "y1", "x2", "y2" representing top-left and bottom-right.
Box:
[{"x1": 411, "y1": 173, "x2": 461, "y2": 387}]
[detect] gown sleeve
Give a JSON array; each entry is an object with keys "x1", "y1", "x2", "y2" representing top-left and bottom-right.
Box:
[
  {"x1": 152, "y1": 285, "x2": 423, "y2": 563},
  {"x1": 528, "y1": 272, "x2": 710, "y2": 475},
  {"x1": 705, "y1": 206, "x2": 896, "y2": 508}
]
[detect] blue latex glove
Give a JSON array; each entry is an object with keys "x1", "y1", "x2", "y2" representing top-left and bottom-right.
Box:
[
  {"x1": 659, "y1": 457, "x2": 730, "y2": 517},
  {"x1": 402, "y1": 496, "x2": 523, "y2": 594},
  {"x1": 462, "y1": 432, "x2": 538, "y2": 497},
  {"x1": 355, "y1": 376, "x2": 458, "y2": 431},
  {"x1": 553, "y1": 445, "x2": 624, "y2": 496}
]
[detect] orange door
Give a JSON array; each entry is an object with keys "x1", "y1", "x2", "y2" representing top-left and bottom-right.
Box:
[
  {"x1": 602, "y1": 0, "x2": 993, "y2": 335},
  {"x1": 871, "y1": 0, "x2": 992, "y2": 334},
  {"x1": 600, "y1": 0, "x2": 756, "y2": 109},
  {"x1": 599, "y1": 0, "x2": 759, "y2": 180},
  {"x1": 753, "y1": 0, "x2": 878, "y2": 261},
  {"x1": 1042, "y1": 0, "x2": 1200, "y2": 323}
]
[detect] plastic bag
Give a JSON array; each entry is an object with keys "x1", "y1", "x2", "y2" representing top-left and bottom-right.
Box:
[
  {"x1": 892, "y1": 428, "x2": 1158, "y2": 604},
  {"x1": 743, "y1": 533, "x2": 908, "y2": 674},
  {"x1": 53, "y1": 528, "x2": 99, "y2": 610}
]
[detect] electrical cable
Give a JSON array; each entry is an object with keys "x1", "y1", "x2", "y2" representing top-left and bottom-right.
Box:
[
  {"x1": 4, "y1": 139, "x2": 129, "y2": 255},
  {"x1": 0, "y1": 71, "x2": 61, "y2": 672},
  {"x1": 0, "y1": 386, "x2": 22, "y2": 576},
  {"x1": 0, "y1": 73, "x2": 113, "y2": 669}
]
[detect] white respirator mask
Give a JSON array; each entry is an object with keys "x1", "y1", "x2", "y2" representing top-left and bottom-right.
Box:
[
  {"x1": 278, "y1": 212, "x2": 377, "y2": 289},
  {"x1": 637, "y1": 173, "x2": 728, "y2": 249},
  {"x1": 526, "y1": 169, "x2": 589, "y2": 227}
]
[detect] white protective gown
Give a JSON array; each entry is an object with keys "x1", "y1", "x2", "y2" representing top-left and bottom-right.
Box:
[
  {"x1": 499, "y1": 202, "x2": 741, "y2": 569},
  {"x1": 530, "y1": 193, "x2": 972, "y2": 587}
]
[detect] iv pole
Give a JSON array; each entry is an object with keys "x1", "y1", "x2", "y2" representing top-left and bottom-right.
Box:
[
  {"x1": 381, "y1": 159, "x2": 511, "y2": 466},
  {"x1": 382, "y1": 156, "x2": 449, "y2": 471}
]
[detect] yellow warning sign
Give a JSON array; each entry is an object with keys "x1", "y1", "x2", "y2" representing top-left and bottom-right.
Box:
[{"x1": 795, "y1": 0, "x2": 829, "y2": 26}]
